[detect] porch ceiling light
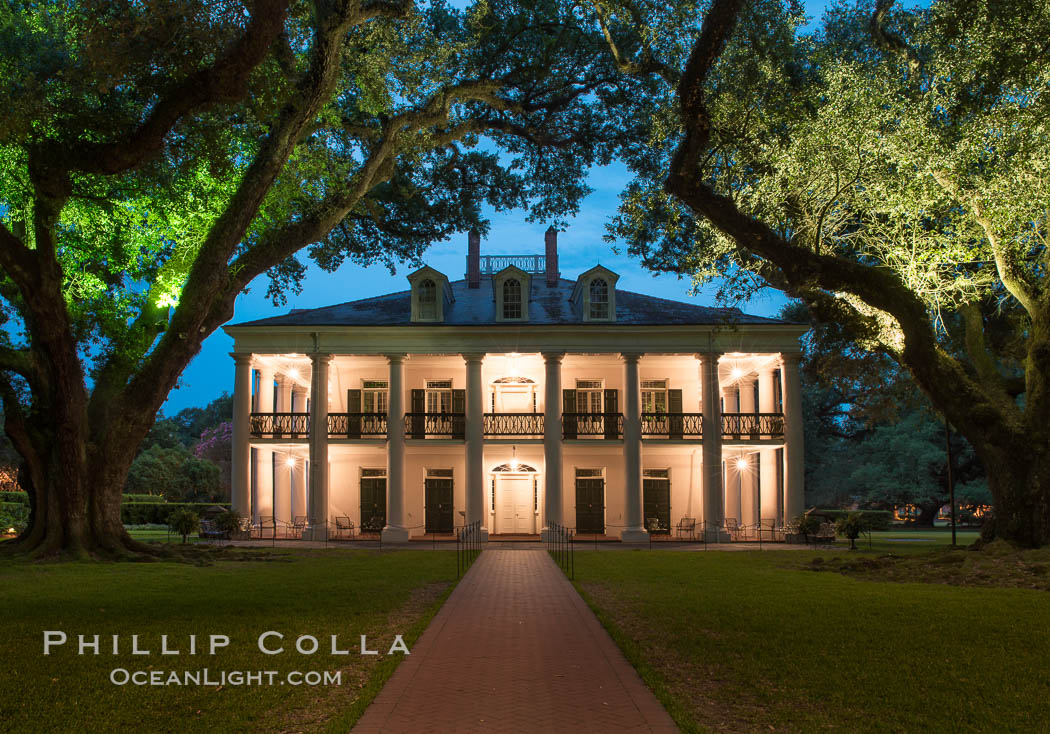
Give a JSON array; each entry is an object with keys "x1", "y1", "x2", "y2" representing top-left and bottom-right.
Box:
[
  {"x1": 285, "y1": 457, "x2": 297, "y2": 467},
  {"x1": 730, "y1": 367, "x2": 744, "y2": 381},
  {"x1": 510, "y1": 445, "x2": 519, "y2": 471},
  {"x1": 288, "y1": 368, "x2": 301, "y2": 380},
  {"x1": 735, "y1": 457, "x2": 748, "y2": 471}
]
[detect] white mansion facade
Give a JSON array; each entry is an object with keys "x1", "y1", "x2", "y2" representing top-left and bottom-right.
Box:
[{"x1": 224, "y1": 229, "x2": 808, "y2": 541}]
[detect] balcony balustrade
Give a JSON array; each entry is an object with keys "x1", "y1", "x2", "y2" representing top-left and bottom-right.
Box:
[
  {"x1": 563, "y1": 412, "x2": 624, "y2": 439},
  {"x1": 405, "y1": 412, "x2": 466, "y2": 439},
  {"x1": 641, "y1": 412, "x2": 703, "y2": 438},
  {"x1": 720, "y1": 412, "x2": 785, "y2": 438},
  {"x1": 483, "y1": 413, "x2": 544, "y2": 436},
  {"x1": 328, "y1": 412, "x2": 388, "y2": 438},
  {"x1": 249, "y1": 412, "x2": 310, "y2": 438}
]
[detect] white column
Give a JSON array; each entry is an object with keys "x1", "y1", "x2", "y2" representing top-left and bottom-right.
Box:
[
  {"x1": 541, "y1": 352, "x2": 564, "y2": 541},
  {"x1": 290, "y1": 387, "x2": 307, "y2": 520},
  {"x1": 620, "y1": 352, "x2": 647, "y2": 542},
  {"x1": 781, "y1": 352, "x2": 806, "y2": 521},
  {"x1": 758, "y1": 367, "x2": 779, "y2": 523},
  {"x1": 738, "y1": 377, "x2": 757, "y2": 526},
  {"x1": 275, "y1": 452, "x2": 292, "y2": 525},
  {"x1": 383, "y1": 354, "x2": 409, "y2": 542},
  {"x1": 275, "y1": 375, "x2": 289, "y2": 412},
  {"x1": 463, "y1": 353, "x2": 487, "y2": 539},
  {"x1": 231, "y1": 354, "x2": 253, "y2": 519},
  {"x1": 306, "y1": 353, "x2": 331, "y2": 539},
  {"x1": 700, "y1": 353, "x2": 726, "y2": 540}
]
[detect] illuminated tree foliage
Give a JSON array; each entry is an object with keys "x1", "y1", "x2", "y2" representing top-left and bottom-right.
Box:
[
  {"x1": 0, "y1": 0, "x2": 633, "y2": 557},
  {"x1": 591, "y1": 0, "x2": 1050, "y2": 545}
]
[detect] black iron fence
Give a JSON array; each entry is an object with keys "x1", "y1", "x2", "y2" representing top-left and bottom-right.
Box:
[
  {"x1": 456, "y1": 520, "x2": 483, "y2": 578},
  {"x1": 641, "y1": 412, "x2": 703, "y2": 437},
  {"x1": 546, "y1": 522, "x2": 574, "y2": 579},
  {"x1": 249, "y1": 412, "x2": 310, "y2": 438},
  {"x1": 562, "y1": 412, "x2": 623, "y2": 439},
  {"x1": 405, "y1": 412, "x2": 466, "y2": 438},
  {"x1": 720, "y1": 412, "x2": 785, "y2": 437},
  {"x1": 328, "y1": 412, "x2": 387, "y2": 437},
  {"x1": 483, "y1": 412, "x2": 544, "y2": 436}
]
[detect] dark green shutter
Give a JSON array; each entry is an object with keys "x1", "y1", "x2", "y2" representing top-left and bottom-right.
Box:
[
  {"x1": 668, "y1": 389, "x2": 683, "y2": 439},
  {"x1": 562, "y1": 389, "x2": 577, "y2": 439},
  {"x1": 451, "y1": 389, "x2": 465, "y2": 438},
  {"x1": 347, "y1": 389, "x2": 362, "y2": 438},
  {"x1": 603, "y1": 389, "x2": 619, "y2": 438},
  {"x1": 410, "y1": 389, "x2": 425, "y2": 438}
]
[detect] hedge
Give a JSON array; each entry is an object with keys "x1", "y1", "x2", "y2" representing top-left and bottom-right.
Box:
[
  {"x1": 122, "y1": 494, "x2": 168, "y2": 504},
  {"x1": 2, "y1": 493, "x2": 186, "y2": 508},
  {"x1": 1, "y1": 491, "x2": 27, "y2": 504},
  {"x1": 122, "y1": 502, "x2": 230, "y2": 525},
  {"x1": 810, "y1": 508, "x2": 892, "y2": 531}
]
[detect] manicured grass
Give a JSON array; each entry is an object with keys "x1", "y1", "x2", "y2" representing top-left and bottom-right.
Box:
[
  {"x1": 1, "y1": 548, "x2": 455, "y2": 733},
  {"x1": 573, "y1": 549, "x2": 1050, "y2": 733}
]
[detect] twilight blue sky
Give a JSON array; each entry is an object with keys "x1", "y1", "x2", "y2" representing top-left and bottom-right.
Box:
[{"x1": 161, "y1": 0, "x2": 836, "y2": 414}]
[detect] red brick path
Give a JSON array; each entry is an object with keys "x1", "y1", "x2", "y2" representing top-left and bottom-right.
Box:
[{"x1": 352, "y1": 549, "x2": 678, "y2": 733}]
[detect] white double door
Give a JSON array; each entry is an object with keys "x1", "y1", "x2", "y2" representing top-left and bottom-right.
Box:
[{"x1": 497, "y1": 475, "x2": 535, "y2": 535}]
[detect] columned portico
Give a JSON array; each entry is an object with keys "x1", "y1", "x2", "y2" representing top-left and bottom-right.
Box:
[
  {"x1": 231, "y1": 354, "x2": 252, "y2": 518},
  {"x1": 758, "y1": 367, "x2": 780, "y2": 523},
  {"x1": 463, "y1": 353, "x2": 488, "y2": 539},
  {"x1": 383, "y1": 354, "x2": 410, "y2": 542},
  {"x1": 541, "y1": 352, "x2": 563, "y2": 542},
  {"x1": 305, "y1": 353, "x2": 331, "y2": 540},
  {"x1": 781, "y1": 353, "x2": 806, "y2": 521},
  {"x1": 620, "y1": 353, "x2": 647, "y2": 542},
  {"x1": 700, "y1": 353, "x2": 725, "y2": 540}
]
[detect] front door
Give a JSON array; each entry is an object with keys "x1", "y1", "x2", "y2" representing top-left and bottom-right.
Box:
[
  {"x1": 360, "y1": 476, "x2": 386, "y2": 532},
  {"x1": 498, "y1": 477, "x2": 535, "y2": 534},
  {"x1": 643, "y1": 476, "x2": 671, "y2": 533},
  {"x1": 424, "y1": 478, "x2": 454, "y2": 533},
  {"x1": 575, "y1": 477, "x2": 605, "y2": 534}
]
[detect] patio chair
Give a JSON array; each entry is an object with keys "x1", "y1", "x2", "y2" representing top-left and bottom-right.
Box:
[
  {"x1": 724, "y1": 517, "x2": 741, "y2": 541},
  {"x1": 675, "y1": 517, "x2": 696, "y2": 540},
  {"x1": 759, "y1": 517, "x2": 777, "y2": 542},
  {"x1": 291, "y1": 515, "x2": 308, "y2": 539},
  {"x1": 333, "y1": 516, "x2": 355, "y2": 539}
]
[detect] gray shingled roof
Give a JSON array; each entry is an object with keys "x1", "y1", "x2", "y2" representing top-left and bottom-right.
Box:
[{"x1": 234, "y1": 278, "x2": 790, "y2": 327}]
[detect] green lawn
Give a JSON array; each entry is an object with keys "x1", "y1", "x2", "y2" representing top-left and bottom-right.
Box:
[
  {"x1": 573, "y1": 548, "x2": 1050, "y2": 733},
  {"x1": 1, "y1": 548, "x2": 455, "y2": 733}
]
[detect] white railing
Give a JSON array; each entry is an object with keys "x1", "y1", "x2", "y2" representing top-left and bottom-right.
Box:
[{"x1": 481, "y1": 254, "x2": 546, "y2": 274}]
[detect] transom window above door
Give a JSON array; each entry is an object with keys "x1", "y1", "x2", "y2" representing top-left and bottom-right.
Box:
[
  {"x1": 362, "y1": 379, "x2": 388, "y2": 413},
  {"x1": 426, "y1": 380, "x2": 453, "y2": 414},
  {"x1": 642, "y1": 379, "x2": 667, "y2": 413}
]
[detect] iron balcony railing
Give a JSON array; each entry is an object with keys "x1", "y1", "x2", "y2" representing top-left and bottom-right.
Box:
[
  {"x1": 328, "y1": 412, "x2": 387, "y2": 438},
  {"x1": 249, "y1": 412, "x2": 310, "y2": 438},
  {"x1": 483, "y1": 412, "x2": 544, "y2": 436},
  {"x1": 641, "y1": 412, "x2": 703, "y2": 437},
  {"x1": 721, "y1": 412, "x2": 785, "y2": 437},
  {"x1": 562, "y1": 412, "x2": 623, "y2": 439},
  {"x1": 405, "y1": 412, "x2": 466, "y2": 438}
]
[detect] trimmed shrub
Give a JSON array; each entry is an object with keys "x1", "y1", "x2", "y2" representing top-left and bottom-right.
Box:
[
  {"x1": 122, "y1": 502, "x2": 229, "y2": 525},
  {"x1": 168, "y1": 508, "x2": 200, "y2": 544},
  {"x1": 812, "y1": 509, "x2": 892, "y2": 531},
  {"x1": 122, "y1": 494, "x2": 167, "y2": 504},
  {"x1": 1, "y1": 491, "x2": 28, "y2": 505}
]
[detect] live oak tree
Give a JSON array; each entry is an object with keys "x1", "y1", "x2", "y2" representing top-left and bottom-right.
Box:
[
  {"x1": 0, "y1": 0, "x2": 633, "y2": 557},
  {"x1": 588, "y1": 0, "x2": 1050, "y2": 545}
]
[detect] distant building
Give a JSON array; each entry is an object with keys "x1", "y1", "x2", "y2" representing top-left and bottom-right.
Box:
[{"x1": 224, "y1": 228, "x2": 807, "y2": 541}]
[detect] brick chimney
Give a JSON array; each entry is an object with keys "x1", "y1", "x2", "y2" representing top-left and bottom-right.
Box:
[
  {"x1": 544, "y1": 226, "x2": 559, "y2": 287},
  {"x1": 467, "y1": 229, "x2": 481, "y2": 288}
]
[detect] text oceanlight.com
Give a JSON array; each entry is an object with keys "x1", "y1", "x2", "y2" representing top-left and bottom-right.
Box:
[{"x1": 109, "y1": 669, "x2": 343, "y2": 687}]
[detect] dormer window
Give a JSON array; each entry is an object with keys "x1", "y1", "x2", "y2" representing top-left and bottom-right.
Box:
[
  {"x1": 503, "y1": 278, "x2": 522, "y2": 319},
  {"x1": 589, "y1": 278, "x2": 609, "y2": 319},
  {"x1": 418, "y1": 279, "x2": 437, "y2": 320},
  {"x1": 492, "y1": 265, "x2": 530, "y2": 322},
  {"x1": 407, "y1": 265, "x2": 453, "y2": 323},
  {"x1": 572, "y1": 265, "x2": 619, "y2": 322}
]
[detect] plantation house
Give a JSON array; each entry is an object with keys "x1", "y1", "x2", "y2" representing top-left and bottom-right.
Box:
[{"x1": 224, "y1": 229, "x2": 808, "y2": 541}]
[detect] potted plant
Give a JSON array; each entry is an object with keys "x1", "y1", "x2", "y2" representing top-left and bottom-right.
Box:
[
  {"x1": 214, "y1": 510, "x2": 246, "y2": 540},
  {"x1": 167, "y1": 508, "x2": 200, "y2": 544},
  {"x1": 835, "y1": 512, "x2": 864, "y2": 550},
  {"x1": 796, "y1": 513, "x2": 821, "y2": 544}
]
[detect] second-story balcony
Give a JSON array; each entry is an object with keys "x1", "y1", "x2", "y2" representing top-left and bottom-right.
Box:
[
  {"x1": 406, "y1": 412, "x2": 466, "y2": 439},
  {"x1": 563, "y1": 413, "x2": 624, "y2": 439},
  {"x1": 250, "y1": 412, "x2": 310, "y2": 438},
  {"x1": 483, "y1": 413, "x2": 544, "y2": 437},
  {"x1": 721, "y1": 413, "x2": 785, "y2": 438},
  {"x1": 641, "y1": 413, "x2": 704, "y2": 438},
  {"x1": 328, "y1": 412, "x2": 388, "y2": 438}
]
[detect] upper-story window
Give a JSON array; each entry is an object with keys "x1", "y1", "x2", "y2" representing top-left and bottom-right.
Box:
[
  {"x1": 502, "y1": 278, "x2": 522, "y2": 319},
  {"x1": 418, "y1": 279, "x2": 437, "y2": 320},
  {"x1": 589, "y1": 278, "x2": 609, "y2": 319},
  {"x1": 641, "y1": 380, "x2": 667, "y2": 413},
  {"x1": 362, "y1": 380, "x2": 388, "y2": 413}
]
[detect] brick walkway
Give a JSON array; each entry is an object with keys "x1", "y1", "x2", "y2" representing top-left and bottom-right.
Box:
[{"x1": 352, "y1": 550, "x2": 678, "y2": 733}]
